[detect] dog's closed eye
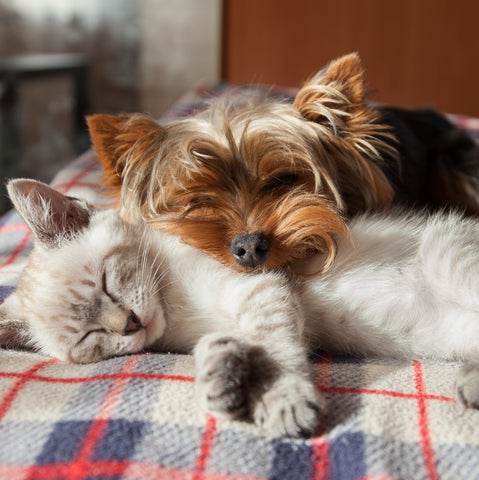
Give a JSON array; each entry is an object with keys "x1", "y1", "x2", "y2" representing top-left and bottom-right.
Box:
[
  {"x1": 187, "y1": 195, "x2": 215, "y2": 208},
  {"x1": 262, "y1": 174, "x2": 300, "y2": 192}
]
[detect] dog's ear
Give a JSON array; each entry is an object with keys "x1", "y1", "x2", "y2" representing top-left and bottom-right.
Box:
[
  {"x1": 293, "y1": 53, "x2": 366, "y2": 132},
  {"x1": 294, "y1": 53, "x2": 397, "y2": 213},
  {"x1": 86, "y1": 114, "x2": 166, "y2": 192}
]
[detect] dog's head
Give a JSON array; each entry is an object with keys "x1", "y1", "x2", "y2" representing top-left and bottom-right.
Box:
[{"x1": 87, "y1": 53, "x2": 396, "y2": 274}]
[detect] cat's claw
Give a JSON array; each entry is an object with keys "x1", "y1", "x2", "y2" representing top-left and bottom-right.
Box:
[
  {"x1": 253, "y1": 375, "x2": 324, "y2": 438},
  {"x1": 456, "y1": 362, "x2": 479, "y2": 409}
]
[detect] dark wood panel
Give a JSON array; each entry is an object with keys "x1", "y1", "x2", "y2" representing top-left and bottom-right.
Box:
[{"x1": 222, "y1": 0, "x2": 479, "y2": 116}]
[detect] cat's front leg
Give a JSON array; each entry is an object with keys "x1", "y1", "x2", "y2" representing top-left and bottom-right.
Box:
[
  {"x1": 456, "y1": 358, "x2": 479, "y2": 408},
  {"x1": 193, "y1": 271, "x2": 324, "y2": 437}
]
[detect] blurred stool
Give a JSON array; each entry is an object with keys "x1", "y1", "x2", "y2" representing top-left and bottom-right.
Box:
[{"x1": 0, "y1": 53, "x2": 90, "y2": 213}]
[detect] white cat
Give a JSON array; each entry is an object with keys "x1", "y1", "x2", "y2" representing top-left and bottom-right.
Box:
[{"x1": 1, "y1": 178, "x2": 478, "y2": 438}]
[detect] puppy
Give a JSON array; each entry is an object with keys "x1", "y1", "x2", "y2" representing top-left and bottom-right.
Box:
[{"x1": 87, "y1": 53, "x2": 479, "y2": 274}]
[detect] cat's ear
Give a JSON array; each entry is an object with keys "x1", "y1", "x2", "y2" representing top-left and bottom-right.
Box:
[
  {"x1": 293, "y1": 52, "x2": 366, "y2": 133},
  {"x1": 86, "y1": 113, "x2": 166, "y2": 193},
  {"x1": 7, "y1": 179, "x2": 92, "y2": 247},
  {"x1": 0, "y1": 294, "x2": 30, "y2": 348}
]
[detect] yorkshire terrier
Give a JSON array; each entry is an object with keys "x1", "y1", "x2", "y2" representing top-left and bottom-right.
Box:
[{"x1": 86, "y1": 53, "x2": 479, "y2": 274}]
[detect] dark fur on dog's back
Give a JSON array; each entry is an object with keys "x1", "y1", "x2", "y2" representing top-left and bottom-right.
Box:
[{"x1": 378, "y1": 106, "x2": 479, "y2": 214}]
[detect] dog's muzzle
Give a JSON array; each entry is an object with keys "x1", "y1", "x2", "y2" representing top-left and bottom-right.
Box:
[{"x1": 230, "y1": 232, "x2": 271, "y2": 268}]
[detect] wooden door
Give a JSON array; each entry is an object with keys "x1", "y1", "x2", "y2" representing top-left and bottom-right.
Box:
[{"x1": 222, "y1": 0, "x2": 479, "y2": 116}]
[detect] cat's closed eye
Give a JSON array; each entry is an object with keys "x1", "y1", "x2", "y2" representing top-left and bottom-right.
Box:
[
  {"x1": 78, "y1": 328, "x2": 106, "y2": 345},
  {"x1": 102, "y1": 271, "x2": 119, "y2": 304}
]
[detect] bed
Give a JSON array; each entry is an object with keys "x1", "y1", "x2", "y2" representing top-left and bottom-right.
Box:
[{"x1": 1, "y1": 83, "x2": 479, "y2": 480}]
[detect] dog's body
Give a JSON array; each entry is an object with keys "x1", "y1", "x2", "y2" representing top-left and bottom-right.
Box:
[{"x1": 87, "y1": 53, "x2": 479, "y2": 273}]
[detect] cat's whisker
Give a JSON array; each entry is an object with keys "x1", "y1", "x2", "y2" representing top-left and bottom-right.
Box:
[
  {"x1": 144, "y1": 247, "x2": 169, "y2": 295},
  {"x1": 136, "y1": 228, "x2": 150, "y2": 280},
  {"x1": 135, "y1": 229, "x2": 159, "y2": 294},
  {"x1": 149, "y1": 270, "x2": 173, "y2": 297}
]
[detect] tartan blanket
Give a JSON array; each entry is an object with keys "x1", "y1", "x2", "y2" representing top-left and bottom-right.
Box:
[{"x1": 1, "y1": 84, "x2": 479, "y2": 480}]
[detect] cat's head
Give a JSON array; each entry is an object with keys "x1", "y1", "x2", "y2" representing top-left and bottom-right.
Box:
[{"x1": 0, "y1": 179, "x2": 167, "y2": 363}]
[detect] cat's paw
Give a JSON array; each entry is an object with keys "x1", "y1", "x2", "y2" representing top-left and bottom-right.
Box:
[
  {"x1": 253, "y1": 375, "x2": 324, "y2": 438},
  {"x1": 456, "y1": 361, "x2": 479, "y2": 408},
  {"x1": 195, "y1": 335, "x2": 249, "y2": 419}
]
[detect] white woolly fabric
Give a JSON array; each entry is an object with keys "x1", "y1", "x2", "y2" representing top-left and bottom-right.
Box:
[{"x1": 0, "y1": 84, "x2": 478, "y2": 479}]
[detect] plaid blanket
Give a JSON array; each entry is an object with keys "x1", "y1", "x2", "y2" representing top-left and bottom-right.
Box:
[{"x1": 1, "y1": 84, "x2": 479, "y2": 480}]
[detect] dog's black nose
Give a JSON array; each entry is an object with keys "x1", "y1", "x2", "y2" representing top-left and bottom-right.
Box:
[{"x1": 230, "y1": 232, "x2": 271, "y2": 268}]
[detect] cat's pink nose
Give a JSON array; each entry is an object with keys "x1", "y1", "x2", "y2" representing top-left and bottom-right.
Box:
[{"x1": 124, "y1": 311, "x2": 142, "y2": 335}]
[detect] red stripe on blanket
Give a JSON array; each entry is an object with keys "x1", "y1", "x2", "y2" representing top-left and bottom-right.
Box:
[
  {"x1": 312, "y1": 353, "x2": 333, "y2": 480},
  {"x1": 0, "y1": 370, "x2": 195, "y2": 383},
  {"x1": 315, "y1": 353, "x2": 333, "y2": 389},
  {"x1": 0, "y1": 230, "x2": 31, "y2": 268},
  {"x1": 0, "y1": 461, "x2": 269, "y2": 479},
  {"x1": 54, "y1": 161, "x2": 99, "y2": 194},
  {"x1": 0, "y1": 268, "x2": 25, "y2": 276},
  {"x1": 319, "y1": 385, "x2": 455, "y2": 403},
  {"x1": 312, "y1": 438, "x2": 329, "y2": 480},
  {"x1": 0, "y1": 223, "x2": 29, "y2": 234},
  {"x1": 52, "y1": 181, "x2": 102, "y2": 192},
  {"x1": 414, "y1": 360, "x2": 439, "y2": 480},
  {"x1": 67, "y1": 356, "x2": 141, "y2": 480},
  {"x1": 0, "y1": 358, "x2": 57, "y2": 421},
  {"x1": 193, "y1": 415, "x2": 217, "y2": 480}
]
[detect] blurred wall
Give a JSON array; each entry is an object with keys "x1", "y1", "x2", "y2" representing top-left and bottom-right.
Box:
[
  {"x1": 140, "y1": 0, "x2": 221, "y2": 116},
  {"x1": 0, "y1": 0, "x2": 140, "y2": 194},
  {"x1": 0, "y1": 0, "x2": 220, "y2": 209}
]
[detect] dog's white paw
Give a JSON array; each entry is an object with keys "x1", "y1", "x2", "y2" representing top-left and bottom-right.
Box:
[
  {"x1": 253, "y1": 375, "x2": 324, "y2": 438},
  {"x1": 456, "y1": 361, "x2": 479, "y2": 408}
]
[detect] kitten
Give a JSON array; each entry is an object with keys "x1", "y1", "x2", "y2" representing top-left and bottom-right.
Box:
[
  {"x1": 1, "y1": 179, "x2": 479, "y2": 438},
  {"x1": 0, "y1": 180, "x2": 166, "y2": 363}
]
